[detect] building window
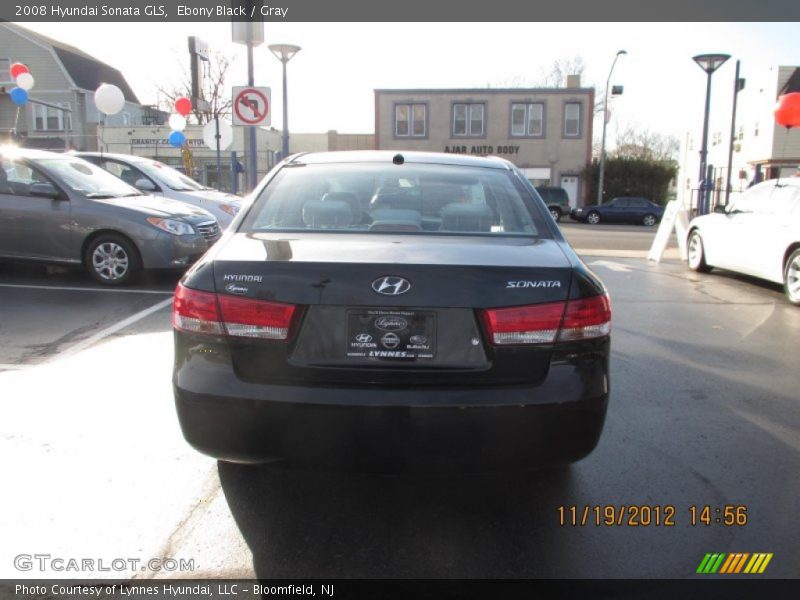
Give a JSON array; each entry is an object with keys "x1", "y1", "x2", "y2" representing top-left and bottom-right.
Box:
[
  {"x1": 395, "y1": 103, "x2": 426, "y2": 137},
  {"x1": 122, "y1": 112, "x2": 131, "y2": 126},
  {"x1": 564, "y1": 102, "x2": 581, "y2": 137},
  {"x1": 511, "y1": 103, "x2": 544, "y2": 137},
  {"x1": 33, "y1": 103, "x2": 72, "y2": 132},
  {"x1": 0, "y1": 58, "x2": 13, "y2": 84},
  {"x1": 754, "y1": 122, "x2": 760, "y2": 137},
  {"x1": 452, "y1": 103, "x2": 484, "y2": 137}
]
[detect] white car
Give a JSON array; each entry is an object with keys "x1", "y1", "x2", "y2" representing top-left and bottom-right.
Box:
[
  {"x1": 686, "y1": 178, "x2": 800, "y2": 305},
  {"x1": 75, "y1": 152, "x2": 242, "y2": 228}
]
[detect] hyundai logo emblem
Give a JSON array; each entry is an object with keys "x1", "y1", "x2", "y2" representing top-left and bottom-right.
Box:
[{"x1": 371, "y1": 276, "x2": 411, "y2": 296}]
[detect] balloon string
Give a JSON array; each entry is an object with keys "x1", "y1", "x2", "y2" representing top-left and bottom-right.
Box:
[{"x1": 13, "y1": 107, "x2": 20, "y2": 139}]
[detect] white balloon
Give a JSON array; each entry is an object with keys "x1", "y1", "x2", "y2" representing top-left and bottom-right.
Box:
[
  {"x1": 15, "y1": 72, "x2": 35, "y2": 91},
  {"x1": 94, "y1": 83, "x2": 125, "y2": 116},
  {"x1": 168, "y1": 114, "x2": 187, "y2": 132}
]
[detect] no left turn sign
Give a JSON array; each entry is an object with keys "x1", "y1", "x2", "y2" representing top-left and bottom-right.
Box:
[{"x1": 232, "y1": 86, "x2": 271, "y2": 126}]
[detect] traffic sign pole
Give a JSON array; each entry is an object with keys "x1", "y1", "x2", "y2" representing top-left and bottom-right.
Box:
[
  {"x1": 215, "y1": 116, "x2": 222, "y2": 191},
  {"x1": 247, "y1": 39, "x2": 257, "y2": 192}
]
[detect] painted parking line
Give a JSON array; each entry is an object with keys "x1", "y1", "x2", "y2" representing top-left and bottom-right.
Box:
[
  {"x1": 574, "y1": 248, "x2": 681, "y2": 259},
  {"x1": 58, "y1": 297, "x2": 174, "y2": 360},
  {"x1": 0, "y1": 283, "x2": 173, "y2": 295}
]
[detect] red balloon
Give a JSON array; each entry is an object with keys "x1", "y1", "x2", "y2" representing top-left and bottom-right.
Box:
[
  {"x1": 9, "y1": 62, "x2": 29, "y2": 79},
  {"x1": 174, "y1": 97, "x2": 193, "y2": 116},
  {"x1": 775, "y1": 92, "x2": 800, "y2": 129}
]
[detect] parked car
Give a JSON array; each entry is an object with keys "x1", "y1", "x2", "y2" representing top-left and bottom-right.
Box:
[
  {"x1": 0, "y1": 148, "x2": 221, "y2": 285},
  {"x1": 687, "y1": 178, "x2": 800, "y2": 305},
  {"x1": 534, "y1": 185, "x2": 571, "y2": 222},
  {"x1": 571, "y1": 196, "x2": 664, "y2": 226},
  {"x1": 74, "y1": 152, "x2": 242, "y2": 228},
  {"x1": 173, "y1": 151, "x2": 611, "y2": 470}
]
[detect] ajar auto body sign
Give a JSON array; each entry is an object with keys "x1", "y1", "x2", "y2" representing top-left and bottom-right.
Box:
[{"x1": 444, "y1": 145, "x2": 520, "y2": 155}]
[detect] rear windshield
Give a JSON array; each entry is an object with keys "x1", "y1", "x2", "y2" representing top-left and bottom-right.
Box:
[{"x1": 242, "y1": 162, "x2": 550, "y2": 237}]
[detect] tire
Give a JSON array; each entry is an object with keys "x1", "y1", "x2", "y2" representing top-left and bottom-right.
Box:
[
  {"x1": 586, "y1": 211, "x2": 601, "y2": 225},
  {"x1": 84, "y1": 234, "x2": 141, "y2": 285},
  {"x1": 642, "y1": 213, "x2": 657, "y2": 227},
  {"x1": 784, "y1": 248, "x2": 800, "y2": 306},
  {"x1": 687, "y1": 230, "x2": 712, "y2": 273},
  {"x1": 549, "y1": 207, "x2": 562, "y2": 222}
]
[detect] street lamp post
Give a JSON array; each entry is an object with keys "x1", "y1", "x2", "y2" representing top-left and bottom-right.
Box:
[
  {"x1": 268, "y1": 44, "x2": 301, "y2": 159},
  {"x1": 597, "y1": 50, "x2": 627, "y2": 205},
  {"x1": 693, "y1": 53, "x2": 730, "y2": 215}
]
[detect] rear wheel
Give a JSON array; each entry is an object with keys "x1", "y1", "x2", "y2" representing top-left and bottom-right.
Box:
[
  {"x1": 85, "y1": 234, "x2": 141, "y2": 285},
  {"x1": 642, "y1": 213, "x2": 656, "y2": 227},
  {"x1": 687, "y1": 230, "x2": 712, "y2": 273},
  {"x1": 549, "y1": 207, "x2": 562, "y2": 222},
  {"x1": 586, "y1": 211, "x2": 600, "y2": 225},
  {"x1": 784, "y1": 248, "x2": 800, "y2": 306}
]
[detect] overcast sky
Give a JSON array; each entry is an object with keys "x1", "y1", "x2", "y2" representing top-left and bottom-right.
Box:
[{"x1": 17, "y1": 22, "x2": 800, "y2": 143}]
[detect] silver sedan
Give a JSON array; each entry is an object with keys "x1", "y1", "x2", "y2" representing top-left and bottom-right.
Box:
[{"x1": 0, "y1": 148, "x2": 220, "y2": 285}]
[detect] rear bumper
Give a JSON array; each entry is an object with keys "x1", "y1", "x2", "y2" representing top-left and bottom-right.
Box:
[{"x1": 173, "y1": 343, "x2": 610, "y2": 471}]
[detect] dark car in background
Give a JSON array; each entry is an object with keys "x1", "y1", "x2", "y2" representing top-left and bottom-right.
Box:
[
  {"x1": 571, "y1": 196, "x2": 664, "y2": 226},
  {"x1": 173, "y1": 151, "x2": 611, "y2": 471},
  {"x1": 534, "y1": 185, "x2": 571, "y2": 222},
  {"x1": 0, "y1": 148, "x2": 220, "y2": 285}
]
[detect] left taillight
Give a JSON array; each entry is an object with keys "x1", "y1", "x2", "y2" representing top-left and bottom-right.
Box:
[
  {"x1": 172, "y1": 283, "x2": 297, "y2": 341},
  {"x1": 480, "y1": 294, "x2": 611, "y2": 346},
  {"x1": 172, "y1": 285, "x2": 224, "y2": 335}
]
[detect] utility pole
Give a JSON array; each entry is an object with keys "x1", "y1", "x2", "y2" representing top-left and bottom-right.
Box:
[{"x1": 725, "y1": 60, "x2": 745, "y2": 206}]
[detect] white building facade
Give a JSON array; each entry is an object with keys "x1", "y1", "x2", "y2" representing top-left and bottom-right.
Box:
[{"x1": 677, "y1": 65, "x2": 800, "y2": 209}]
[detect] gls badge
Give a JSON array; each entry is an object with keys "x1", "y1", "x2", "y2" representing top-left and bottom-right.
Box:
[
  {"x1": 371, "y1": 276, "x2": 411, "y2": 296},
  {"x1": 506, "y1": 280, "x2": 562, "y2": 288}
]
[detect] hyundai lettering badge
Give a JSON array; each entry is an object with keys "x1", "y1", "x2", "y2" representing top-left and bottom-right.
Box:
[{"x1": 371, "y1": 276, "x2": 411, "y2": 296}]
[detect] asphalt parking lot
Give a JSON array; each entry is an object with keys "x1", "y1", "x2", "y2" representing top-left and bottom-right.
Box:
[{"x1": 1, "y1": 223, "x2": 798, "y2": 579}]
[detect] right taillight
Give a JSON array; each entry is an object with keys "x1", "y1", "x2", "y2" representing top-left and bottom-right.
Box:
[
  {"x1": 480, "y1": 294, "x2": 611, "y2": 345},
  {"x1": 557, "y1": 294, "x2": 611, "y2": 341},
  {"x1": 172, "y1": 283, "x2": 298, "y2": 341}
]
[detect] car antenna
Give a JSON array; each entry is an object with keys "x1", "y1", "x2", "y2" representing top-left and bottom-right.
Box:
[{"x1": 392, "y1": 153, "x2": 404, "y2": 165}]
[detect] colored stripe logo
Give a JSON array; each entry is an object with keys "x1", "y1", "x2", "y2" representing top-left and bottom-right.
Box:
[{"x1": 697, "y1": 553, "x2": 773, "y2": 574}]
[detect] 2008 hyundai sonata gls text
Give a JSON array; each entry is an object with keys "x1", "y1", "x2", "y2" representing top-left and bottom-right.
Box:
[{"x1": 172, "y1": 151, "x2": 611, "y2": 471}]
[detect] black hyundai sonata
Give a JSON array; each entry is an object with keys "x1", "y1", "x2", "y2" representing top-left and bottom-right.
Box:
[{"x1": 172, "y1": 151, "x2": 610, "y2": 471}]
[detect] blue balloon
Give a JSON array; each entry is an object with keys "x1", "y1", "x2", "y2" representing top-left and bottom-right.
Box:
[
  {"x1": 10, "y1": 87, "x2": 28, "y2": 106},
  {"x1": 168, "y1": 130, "x2": 186, "y2": 148}
]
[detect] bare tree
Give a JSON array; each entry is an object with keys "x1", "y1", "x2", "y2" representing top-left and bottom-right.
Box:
[
  {"x1": 536, "y1": 55, "x2": 586, "y2": 87},
  {"x1": 492, "y1": 55, "x2": 587, "y2": 88},
  {"x1": 157, "y1": 51, "x2": 234, "y2": 124},
  {"x1": 612, "y1": 124, "x2": 680, "y2": 162}
]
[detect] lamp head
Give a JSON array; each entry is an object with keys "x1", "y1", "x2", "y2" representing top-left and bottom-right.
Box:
[
  {"x1": 693, "y1": 53, "x2": 730, "y2": 74},
  {"x1": 269, "y1": 44, "x2": 302, "y2": 63}
]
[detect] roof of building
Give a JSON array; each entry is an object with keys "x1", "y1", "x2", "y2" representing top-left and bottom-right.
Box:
[
  {"x1": 374, "y1": 87, "x2": 594, "y2": 95},
  {"x1": 2, "y1": 23, "x2": 141, "y2": 105},
  {"x1": 779, "y1": 67, "x2": 800, "y2": 96}
]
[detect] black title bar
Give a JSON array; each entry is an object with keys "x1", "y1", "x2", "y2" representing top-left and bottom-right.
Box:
[{"x1": 3, "y1": 0, "x2": 800, "y2": 22}]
